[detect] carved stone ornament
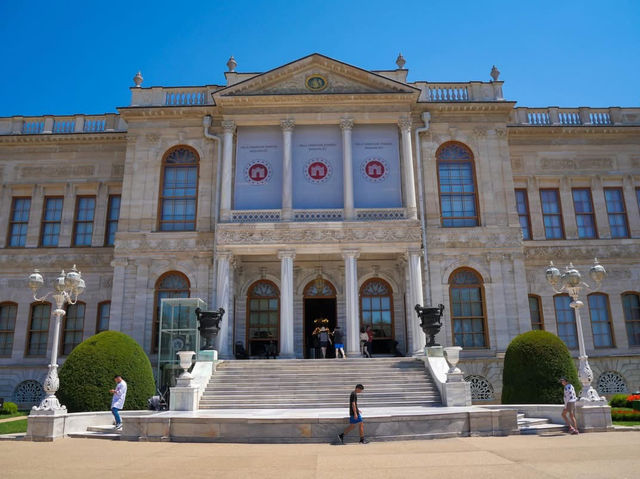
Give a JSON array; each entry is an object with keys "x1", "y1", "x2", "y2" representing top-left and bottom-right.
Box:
[
  {"x1": 227, "y1": 56, "x2": 237, "y2": 72},
  {"x1": 133, "y1": 71, "x2": 143, "y2": 87},
  {"x1": 222, "y1": 120, "x2": 236, "y2": 133},
  {"x1": 280, "y1": 119, "x2": 295, "y2": 131},
  {"x1": 490, "y1": 65, "x2": 500, "y2": 82},
  {"x1": 398, "y1": 118, "x2": 412, "y2": 131},
  {"x1": 339, "y1": 118, "x2": 354, "y2": 131},
  {"x1": 396, "y1": 53, "x2": 406, "y2": 69}
]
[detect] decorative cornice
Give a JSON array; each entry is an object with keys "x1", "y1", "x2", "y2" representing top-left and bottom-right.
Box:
[
  {"x1": 507, "y1": 125, "x2": 640, "y2": 136},
  {"x1": 0, "y1": 132, "x2": 127, "y2": 144}
]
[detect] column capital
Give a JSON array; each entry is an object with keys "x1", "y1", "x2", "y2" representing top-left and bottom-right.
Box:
[
  {"x1": 398, "y1": 117, "x2": 412, "y2": 132},
  {"x1": 221, "y1": 120, "x2": 236, "y2": 133},
  {"x1": 216, "y1": 250, "x2": 234, "y2": 260},
  {"x1": 339, "y1": 118, "x2": 354, "y2": 131},
  {"x1": 341, "y1": 249, "x2": 360, "y2": 260},
  {"x1": 277, "y1": 249, "x2": 296, "y2": 260},
  {"x1": 280, "y1": 119, "x2": 295, "y2": 131},
  {"x1": 406, "y1": 246, "x2": 422, "y2": 257}
]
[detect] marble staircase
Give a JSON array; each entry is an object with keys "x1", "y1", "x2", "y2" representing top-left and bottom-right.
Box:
[
  {"x1": 517, "y1": 413, "x2": 567, "y2": 435},
  {"x1": 199, "y1": 357, "x2": 441, "y2": 410}
]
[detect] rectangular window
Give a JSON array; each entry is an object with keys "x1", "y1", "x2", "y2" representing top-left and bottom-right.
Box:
[
  {"x1": 572, "y1": 188, "x2": 597, "y2": 239},
  {"x1": 73, "y1": 196, "x2": 96, "y2": 247},
  {"x1": 554, "y1": 295, "x2": 577, "y2": 349},
  {"x1": 636, "y1": 187, "x2": 640, "y2": 215},
  {"x1": 515, "y1": 189, "x2": 531, "y2": 240},
  {"x1": 588, "y1": 294, "x2": 614, "y2": 348},
  {"x1": 105, "y1": 195, "x2": 121, "y2": 246},
  {"x1": 96, "y1": 302, "x2": 110, "y2": 333},
  {"x1": 61, "y1": 303, "x2": 85, "y2": 355},
  {"x1": 0, "y1": 303, "x2": 17, "y2": 356},
  {"x1": 604, "y1": 188, "x2": 629, "y2": 238},
  {"x1": 40, "y1": 197, "x2": 64, "y2": 247},
  {"x1": 160, "y1": 167, "x2": 197, "y2": 231},
  {"x1": 27, "y1": 303, "x2": 50, "y2": 356},
  {"x1": 540, "y1": 189, "x2": 564, "y2": 239},
  {"x1": 622, "y1": 293, "x2": 640, "y2": 347},
  {"x1": 528, "y1": 295, "x2": 544, "y2": 330},
  {"x1": 438, "y1": 162, "x2": 478, "y2": 227},
  {"x1": 8, "y1": 197, "x2": 31, "y2": 247}
]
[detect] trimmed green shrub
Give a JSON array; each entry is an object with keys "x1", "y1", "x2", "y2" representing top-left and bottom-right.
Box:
[
  {"x1": 58, "y1": 331, "x2": 155, "y2": 412},
  {"x1": 611, "y1": 408, "x2": 640, "y2": 421},
  {"x1": 609, "y1": 393, "x2": 630, "y2": 408},
  {"x1": 502, "y1": 330, "x2": 580, "y2": 404},
  {"x1": 1, "y1": 401, "x2": 18, "y2": 415}
]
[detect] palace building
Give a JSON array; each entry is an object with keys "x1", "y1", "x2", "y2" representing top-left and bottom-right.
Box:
[{"x1": 1, "y1": 53, "x2": 639, "y2": 406}]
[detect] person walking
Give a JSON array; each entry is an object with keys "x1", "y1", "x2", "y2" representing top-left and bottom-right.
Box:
[
  {"x1": 109, "y1": 374, "x2": 127, "y2": 430},
  {"x1": 337, "y1": 384, "x2": 368, "y2": 444},
  {"x1": 360, "y1": 327, "x2": 370, "y2": 358},
  {"x1": 333, "y1": 326, "x2": 346, "y2": 359},
  {"x1": 560, "y1": 377, "x2": 579, "y2": 434}
]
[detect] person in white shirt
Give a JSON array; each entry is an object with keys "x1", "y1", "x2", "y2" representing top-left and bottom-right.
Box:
[
  {"x1": 109, "y1": 375, "x2": 127, "y2": 430},
  {"x1": 560, "y1": 377, "x2": 578, "y2": 435}
]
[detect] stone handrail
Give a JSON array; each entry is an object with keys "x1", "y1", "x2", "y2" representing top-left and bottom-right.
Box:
[
  {"x1": 0, "y1": 114, "x2": 126, "y2": 135},
  {"x1": 227, "y1": 208, "x2": 407, "y2": 223},
  {"x1": 511, "y1": 107, "x2": 640, "y2": 126},
  {"x1": 130, "y1": 86, "x2": 215, "y2": 107}
]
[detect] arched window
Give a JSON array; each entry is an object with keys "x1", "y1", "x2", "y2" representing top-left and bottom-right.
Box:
[
  {"x1": 27, "y1": 302, "x2": 51, "y2": 356},
  {"x1": 247, "y1": 280, "x2": 280, "y2": 356},
  {"x1": 587, "y1": 293, "x2": 615, "y2": 348},
  {"x1": 360, "y1": 278, "x2": 394, "y2": 341},
  {"x1": 622, "y1": 292, "x2": 640, "y2": 346},
  {"x1": 153, "y1": 272, "x2": 190, "y2": 352},
  {"x1": 449, "y1": 269, "x2": 487, "y2": 348},
  {"x1": 528, "y1": 295, "x2": 544, "y2": 330},
  {"x1": 158, "y1": 146, "x2": 199, "y2": 231},
  {"x1": 13, "y1": 380, "x2": 45, "y2": 407},
  {"x1": 554, "y1": 294, "x2": 577, "y2": 349},
  {"x1": 0, "y1": 302, "x2": 17, "y2": 356},
  {"x1": 436, "y1": 142, "x2": 479, "y2": 227},
  {"x1": 61, "y1": 302, "x2": 85, "y2": 355},
  {"x1": 597, "y1": 371, "x2": 628, "y2": 395},
  {"x1": 464, "y1": 375, "x2": 495, "y2": 401}
]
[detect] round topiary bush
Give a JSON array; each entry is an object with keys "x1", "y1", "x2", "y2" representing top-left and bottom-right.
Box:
[
  {"x1": 58, "y1": 331, "x2": 155, "y2": 412},
  {"x1": 502, "y1": 330, "x2": 580, "y2": 404}
]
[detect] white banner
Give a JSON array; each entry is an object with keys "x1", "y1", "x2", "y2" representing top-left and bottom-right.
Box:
[
  {"x1": 352, "y1": 125, "x2": 402, "y2": 208},
  {"x1": 292, "y1": 126, "x2": 343, "y2": 209},
  {"x1": 234, "y1": 127, "x2": 282, "y2": 210}
]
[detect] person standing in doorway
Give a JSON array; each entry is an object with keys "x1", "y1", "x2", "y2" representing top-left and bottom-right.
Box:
[
  {"x1": 337, "y1": 384, "x2": 368, "y2": 444},
  {"x1": 333, "y1": 326, "x2": 346, "y2": 359},
  {"x1": 318, "y1": 322, "x2": 332, "y2": 358},
  {"x1": 109, "y1": 374, "x2": 127, "y2": 430},
  {"x1": 560, "y1": 377, "x2": 579, "y2": 434},
  {"x1": 360, "y1": 327, "x2": 370, "y2": 358},
  {"x1": 365, "y1": 325, "x2": 374, "y2": 358}
]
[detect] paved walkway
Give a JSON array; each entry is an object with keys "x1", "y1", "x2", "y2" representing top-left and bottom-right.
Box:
[
  {"x1": 0, "y1": 431, "x2": 638, "y2": 478},
  {"x1": 0, "y1": 415, "x2": 27, "y2": 423}
]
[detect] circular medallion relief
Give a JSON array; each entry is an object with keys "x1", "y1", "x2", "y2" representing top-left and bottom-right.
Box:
[
  {"x1": 304, "y1": 158, "x2": 332, "y2": 183},
  {"x1": 244, "y1": 160, "x2": 272, "y2": 185},
  {"x1": 360, "y1": 158, "x2": 389, "y2": 183},
  {"x1": 305, "y1": 74, "x2": 328, "y2": 92}
]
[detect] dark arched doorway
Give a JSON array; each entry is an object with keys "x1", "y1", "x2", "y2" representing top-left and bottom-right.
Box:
[{"x1": 303, "y1": 277, "x2": 337, "y2": 358}]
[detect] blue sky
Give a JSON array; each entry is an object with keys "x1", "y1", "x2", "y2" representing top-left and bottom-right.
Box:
[{"x1": 1, "y1": 0, "x2": 638, "y2": 116}]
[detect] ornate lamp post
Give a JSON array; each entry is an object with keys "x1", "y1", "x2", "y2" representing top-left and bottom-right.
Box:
[
  {"x1": 28, "y1": 265, "x2": 85, "y2": 412},
  {"x1": 544, "y1": 258, "x2": 607, "y2": 403}
]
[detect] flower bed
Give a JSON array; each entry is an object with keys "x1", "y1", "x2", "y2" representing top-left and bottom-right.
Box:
[{"x1": 611, "y1": 408, "x2": 640, "y2": 422}]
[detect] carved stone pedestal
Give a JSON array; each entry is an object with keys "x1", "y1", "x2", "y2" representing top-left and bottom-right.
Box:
[{"x1": 170, "y1": 386, "x2": 199, "y2": 411}]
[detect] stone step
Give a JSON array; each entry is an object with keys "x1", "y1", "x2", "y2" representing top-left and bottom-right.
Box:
[
  {"x1": 199, "y1": 398, "x2": 440, "y2": 405},
  {"x1": 68, "y1": 431, "x2": 121, "y2": 440},
  {"x1": 205, "y1": 387, "x2": 438, "y2": 394},
  {"x1": 518, "y1": 423, "x2": 567, "y2": 435},
  {"x1": 199, "y1": 401, "x2": 441, "y2": 409},
  {"x1": 87, "y1": 425, "x2": 122, "y2": 433},
  {"x1": 517, "y1": 417, "x2": 552, "y2": 427},
  {"x1": 208, "y1": 379, "x2": 436, "y2": 386}
]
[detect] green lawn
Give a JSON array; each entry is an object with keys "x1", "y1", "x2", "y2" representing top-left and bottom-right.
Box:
[
  {"x1": 0, "y1": 418, "x2": 27, "y2": 435},
  {"x1": 613, "y1": 421, "x2": 640, "y2": 427},
  {"x1": 0, "y1": 411, "x2": 28, "y2": 420}
]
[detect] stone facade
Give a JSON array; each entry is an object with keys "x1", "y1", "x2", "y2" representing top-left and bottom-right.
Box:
[{"x1": 1, "y1": 54, "x2": 639, "y2": 405}]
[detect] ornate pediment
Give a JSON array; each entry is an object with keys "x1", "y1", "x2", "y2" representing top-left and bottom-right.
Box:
[{"x1": 213, "y1": 54, "x2": 419, "y2": 102}]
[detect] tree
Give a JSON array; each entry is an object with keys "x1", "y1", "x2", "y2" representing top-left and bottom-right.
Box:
[
  {"x1": 58, "y1": 331, "x2": 155, "y2": 412},
  {"x1": 502, "y1": 330, "x2": 580, "y2": 404}
]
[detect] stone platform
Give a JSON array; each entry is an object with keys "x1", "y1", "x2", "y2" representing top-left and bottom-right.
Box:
[{"x1": 114, "y1": 405, "x2": 517, "y2": 443}]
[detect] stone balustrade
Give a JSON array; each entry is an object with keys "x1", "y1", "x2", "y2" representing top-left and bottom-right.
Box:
[
  {"x1": 130, "y1": 86, "x2": 215, "y2": 107},
  {"x1": 511, "y1": 107, "x2": 640, "y2": 126},
  {"x1": 228, "y1": 208, "x2": 406, "y2": 223},
  {"x1": 416, "y1": 81, "x2": 504, "y2": 102},
  {"x1": 0, "y1": 113, "x2": 126, "y2": 135}
]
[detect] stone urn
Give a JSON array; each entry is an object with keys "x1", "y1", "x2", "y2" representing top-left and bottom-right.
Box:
[
  {"x1": 195, "y1": 307, "x2": 225, "y2": 350},
  {"x1": 414, "y1": 304, "x2": 445, "y2": 347},
  {"x1": 443, "y1": 346, "x2": 462, "y2": 374},
  {"x1": 177, "y1": 350, "x2": 195, "y2": 380}
]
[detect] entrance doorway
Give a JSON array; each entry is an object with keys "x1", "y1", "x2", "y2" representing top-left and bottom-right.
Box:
[{"x1": 304, "y1": 298, "x2": 337, "y2": 358}]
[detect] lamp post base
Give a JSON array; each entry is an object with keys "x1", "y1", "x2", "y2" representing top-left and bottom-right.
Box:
[{"x1": 32, "y1": 364, "x2": 67, "y2": 414}]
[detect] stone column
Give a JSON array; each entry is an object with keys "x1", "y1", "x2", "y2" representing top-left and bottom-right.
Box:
[
  {"x1": 278, "y1": 250, "x2": 296, "y2": 357},
  {"x1": 342, "y1": 249, "x2": 361, "y2": 356},
  {"x1": 219, "y1": 120, "x2": 236, "y2": 221},
  {"x1": 215, "y1": 251, "x2": 233, "y2": 357},
  {"x1": 108, "y1": 258, "x2": 128, "y2": 333},
  {"x1": 407, "y1": 248, "x2": 425, "y2": 354},
  {"x1": 398, "y1": 118, "x2": 417, "y2": 220},
  {"x1": 340, "y1": 118, "x2": 355, "y2": 220},
  {"x1": 281, "y1": 120, "x2": 295, "y2": 221}
]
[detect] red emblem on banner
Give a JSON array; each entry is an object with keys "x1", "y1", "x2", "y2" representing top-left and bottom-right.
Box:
[
  {"x1": 365, "y1": 160, "x2": 385, "y2": 179},
  {"x1": 244, "y1": 160, "x2": 272, "y2": 185},
  {"x1": 304, "y1": 158, "x2": 332, "y2": 184}
]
